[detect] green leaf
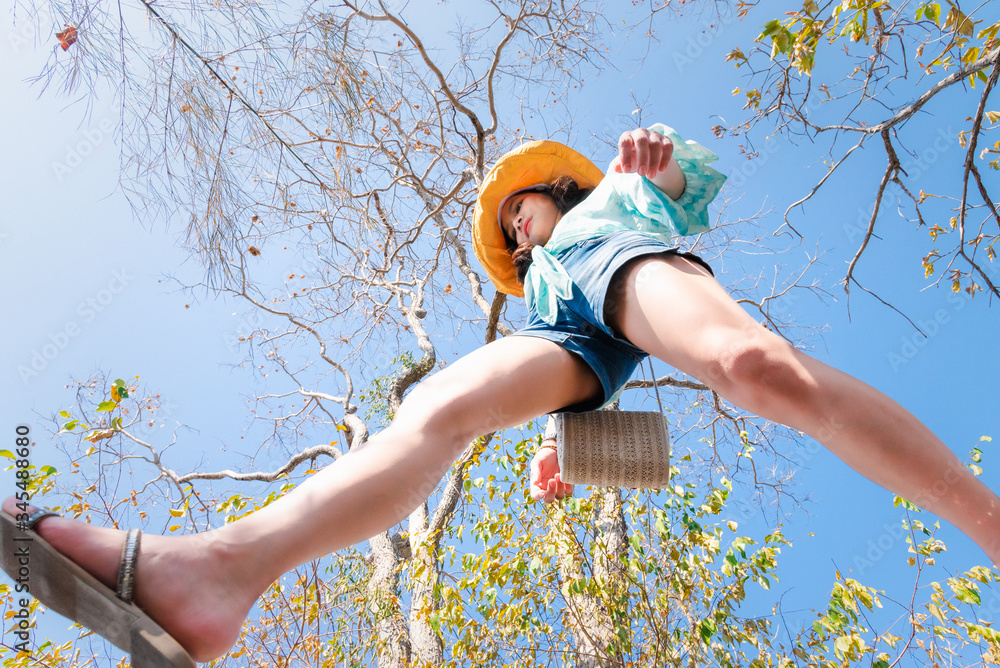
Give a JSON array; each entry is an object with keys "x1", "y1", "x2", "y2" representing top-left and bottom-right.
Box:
[
  {"x1": 774, "y1": 31, "x2": 790, "y2": 53},
  {"x1": 58, "y1": 410, "x2": 71, "y2": 418},
  {"x1": 893, "y1": 495, "x2": 921, "y2": 511},
  {"x1": 955, "y1": 585, "x2": 982, "y2": 605},
  {"x1": 40, "y1": 465, "x2": 57, "y2": 476},
  {"x1": 699, "y1": 619, "x2": 717, "y2": 642},
  {"x1": 925, "y1": 3, "x2": 941, "y2": 24},
  {"x1": 113, "y1": 378, "x2": 126, "y2": 388},
  {"x1": 529, "y1": 556, "x2": 542, "y2": 574},
  {"x1": 759, "y1": 19, "x2": 782, "y2": 39},
  {"x1": 96, "y1": 401, "x2": 117, "y2": 412}
]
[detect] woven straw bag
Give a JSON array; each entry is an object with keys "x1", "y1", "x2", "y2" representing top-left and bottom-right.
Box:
[{"x1": 552, "y1": 411, "x2": 671, "y2": 489}]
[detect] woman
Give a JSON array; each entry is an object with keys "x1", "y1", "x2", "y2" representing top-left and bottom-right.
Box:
[{"x1": 5, "y1": 125, "x2": 1000, "y2": 664}]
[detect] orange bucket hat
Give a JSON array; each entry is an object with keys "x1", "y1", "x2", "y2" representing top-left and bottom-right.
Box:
[{"x1": 472, "y1": 140, "x2": 604, "y2": 297}]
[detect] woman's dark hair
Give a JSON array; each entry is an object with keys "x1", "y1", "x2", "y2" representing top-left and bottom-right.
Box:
[{"x1": 508, "y1": 175, "x2": 593, "y2": 284}]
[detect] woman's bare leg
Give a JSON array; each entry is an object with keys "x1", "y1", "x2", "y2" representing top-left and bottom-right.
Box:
[
  {"x1": 3, "y1": 336, "x2": 600, "y2": 660},
  {"x1": 607, "y1": 254, "x2": 1000, "y2": 564},
  {"x1": 210, "y1": 335, "x2": 599, "y2": 575}
]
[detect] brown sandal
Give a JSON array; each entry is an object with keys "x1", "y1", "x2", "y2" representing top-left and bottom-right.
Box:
[{"x1": 1, "y1": 507, "x2": 196, "y2": 667}]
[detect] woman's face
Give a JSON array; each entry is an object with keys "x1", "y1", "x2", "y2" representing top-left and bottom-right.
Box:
[{"x1": 500, "y1": 191, "x2": 562, "y2": 247}]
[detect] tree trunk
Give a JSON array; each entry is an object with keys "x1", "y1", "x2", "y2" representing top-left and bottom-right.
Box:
[
  {"x1": 555, "y1": 489, "x2": 627, "y2": 668},
  {"x1": 593, "y1": 487, "x2": 631, "y2": 659},
  {"x1": 367, "y1": 530, "x2": 411, "y2": 668},
  {"x1": 408, "y1": 499, "x2": 445, "y2": 665}
]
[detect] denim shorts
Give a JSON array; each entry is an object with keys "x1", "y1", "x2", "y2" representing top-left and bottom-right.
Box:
[{"x1": 511, "y1": 230, "x2": 713, "y2": 412}]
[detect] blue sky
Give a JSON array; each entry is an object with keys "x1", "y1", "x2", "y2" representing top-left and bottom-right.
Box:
[{"x1": 3, "y1": 0, "x2": 1000, "y2": 659}]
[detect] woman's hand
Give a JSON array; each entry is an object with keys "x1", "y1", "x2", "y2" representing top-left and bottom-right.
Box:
[
  {"x1": 614, "y1": 127, "x2": 673, "y2": 177},
  {"x1": 530, "y1": 444, "x2": 574, "y2": 503},
  {"x1": 611, "y1": 127, "x2": 686, "y2": 200}
]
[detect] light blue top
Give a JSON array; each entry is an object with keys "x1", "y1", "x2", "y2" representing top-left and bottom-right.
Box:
[{"x1": 523, "y1": 124, "x2": 727, "y2": 324}]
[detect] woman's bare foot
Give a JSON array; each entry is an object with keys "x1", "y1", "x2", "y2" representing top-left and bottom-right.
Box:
[{"x1": 2, "y1": 498, "x2": 262, "y2": 662}]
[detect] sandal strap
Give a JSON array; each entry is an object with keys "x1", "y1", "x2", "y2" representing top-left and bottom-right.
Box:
[
  {"x1": 116, "y1": 529, "x2": 141, "y2": 604},
  {"x1": 20, "y1": 506, "x2": 143, "y2": 606},
  {"x1": 24, "y1": 507, "x2": 59, "y2": 529}
]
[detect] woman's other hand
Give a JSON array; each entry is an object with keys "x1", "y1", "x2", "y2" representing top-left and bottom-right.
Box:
[
  {"x1": 614, "y1": 127, "x2": 673, "y2": 177},
  {"x1": 611, "y1": 127, "x2": 686, "y2": 200},
  {"x1": 530, "y1": 444, "x2": 574, "y2": 503}
]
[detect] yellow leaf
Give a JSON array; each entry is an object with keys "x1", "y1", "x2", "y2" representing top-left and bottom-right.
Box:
[
  {"x1": 169, "y1": 508, "x2": 185, "y2": 517},
  {"x1": 986, "y1": 111, "x2": 1000, "y2": 124},
  {"x1": 944, "y1": 7, "x2": 975, "y2": 36},
  {"x1": 84, "y1": 430, "x2": 114, "y2": 444},
  {"x1": 168, "y1": 525, "x2": 181, "y2": 532},
  {"x1": 724, "y1": 48, "x2": 747, "y2": 64}
]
